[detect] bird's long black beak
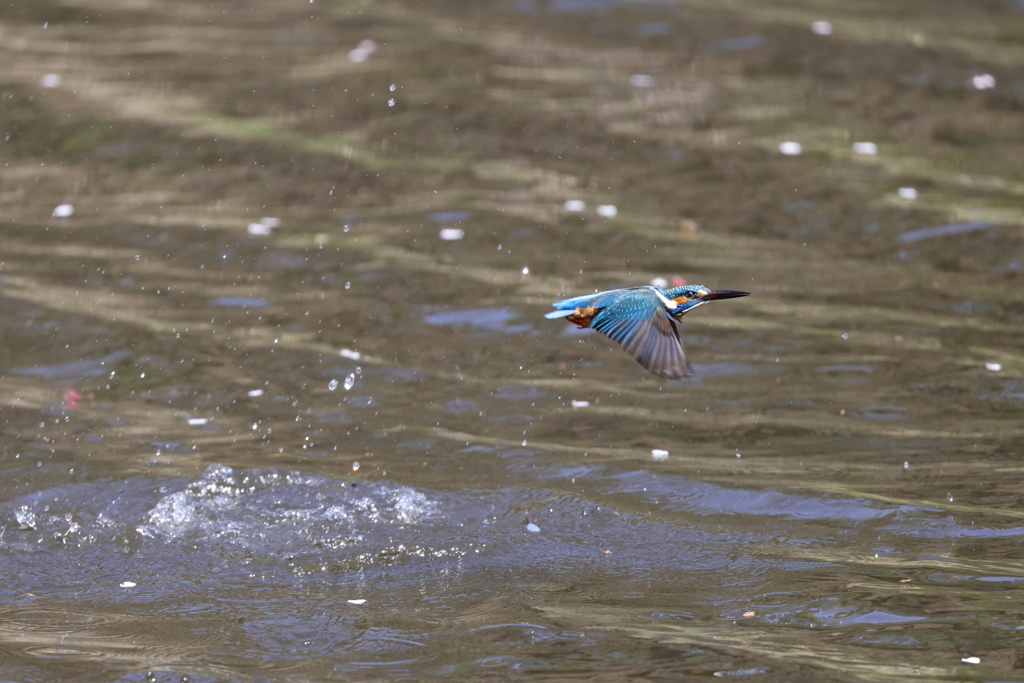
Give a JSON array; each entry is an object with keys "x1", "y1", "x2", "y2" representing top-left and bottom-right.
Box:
[{"x1": 701, "y1": 289, "x2": 751, "y2": 301}]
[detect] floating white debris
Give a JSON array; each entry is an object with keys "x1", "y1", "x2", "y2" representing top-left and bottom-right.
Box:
[
  {"x1": 328, "y1": 379, "x2": 339, "y2": 391},
  {"x1": 247, "y1": 216, "x2": 279, "y2": 236},
  {"x1": 961, "y1": 656, "x2": 980, "y2": 665},
  {"x1": 810, "y1": 21, "x2": 833, "y2": 35},
  {"x1": 186, "y1": 418, "x2": 210, "y2": 426},
  {"x1": 897, "y1": 187, "x2": 918, "y2": 200},
  {"x1": 347, "y1": 599, "x2": 367, "y2": 605},
  {"x1": 343, "y1": 373, "x2": 356, "y2": 390},
  {"x1": 596, "y1": 204, "x2": 618, "y2": 217},
  {"x1": 52, "y1": 204, "x2": 74, "y2": 218},
  {"x1": 852, "y1": 141, "x2": 878, "y2": 155},
  {"x1": 522, "y1": 266, "x2": 530, "y2": 275},
  {"x1": 971, "y1": 74, "x2": 995, "y2": 91},
  {"x1": 247, "y1": 389, "x2": 264, "y2": 397},
  {"x1": 985, "y1": 362, "x2": 1002, "y2": 372},
  {"x1": 629, "y1": 74, "x2": 654, "y2": 87},
  {"x1": 40, "y1": 73, "x2": 62, "y2": 88},
  {"x1": 571, "y1": 400, "x2": 590, "y2": 408},
  {"x1": 348, "y1": 39, "x2": 378, "y2": 63},
  {"x1": 340, "y1": 348, "x2": 361, "y2": 361},
  {"x1": 778, "y1": 141, "x2": 802, "y2": 156},
  {"x1": 651, "y1": 449, "x2": 669, "y2": 461},
  {"x1": 439, "y1": 228, "x2": 464, "y2": 241},
  {"x1": 526, "y1": 523, "x2": 541, "y2": 533},
  {"x1": 649, "y1": 277, "x2": 669, "y2": 288},
  {"x1": 564, "y1": 199, "x2": 586, "y2": 212},
  {"x1": 120, "y1": 581, "x2": 136, "y2": 588}
]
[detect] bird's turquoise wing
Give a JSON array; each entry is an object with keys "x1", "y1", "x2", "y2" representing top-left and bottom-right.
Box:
[
  {"x1": 549, "y1": 288, "x2": 633, "y2": 312},
  {"x1": 590, "y1": 291, "x2": 693, "y2": 379}
]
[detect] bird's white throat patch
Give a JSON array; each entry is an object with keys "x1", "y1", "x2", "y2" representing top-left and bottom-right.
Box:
[{"x1": 650, "y1": 287, "x2": 678, "y2": 311}]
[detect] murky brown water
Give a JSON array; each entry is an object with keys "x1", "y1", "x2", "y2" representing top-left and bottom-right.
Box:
[{"x1": 2, "y1": 0, "x2": 1024, "y2": 680}]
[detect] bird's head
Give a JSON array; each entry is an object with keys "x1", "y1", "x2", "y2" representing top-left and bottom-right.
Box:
[{"x1": 665, "y1": 284, "x2": 750, "y2": 317}]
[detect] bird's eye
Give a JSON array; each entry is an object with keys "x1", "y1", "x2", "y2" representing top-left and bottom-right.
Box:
[{"x1": 686, "y1": 291, "x2": 697, "y2": 299}]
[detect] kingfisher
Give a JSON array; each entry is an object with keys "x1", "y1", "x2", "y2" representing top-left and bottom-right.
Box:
[{"x1": 545, "y1": 284, "x2": 750, "y2": 379}]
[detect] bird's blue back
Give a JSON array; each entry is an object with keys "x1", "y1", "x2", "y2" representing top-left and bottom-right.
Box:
[{"x1": 550, "y1": 287, "x2": 638, "y2": 311}]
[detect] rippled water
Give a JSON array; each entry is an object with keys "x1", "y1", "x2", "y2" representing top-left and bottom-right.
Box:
[{"x1": 2, "y1": 0, "x2": 1024, "y2": 680}]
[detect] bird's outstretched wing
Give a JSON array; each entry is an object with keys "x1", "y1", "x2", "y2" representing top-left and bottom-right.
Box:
[
  {"x1": 548, "y1": 288, "x2": 634, "y2": 313},
  {"x1": 590, "y1": 291, "x2": 693, "y2": 379}
]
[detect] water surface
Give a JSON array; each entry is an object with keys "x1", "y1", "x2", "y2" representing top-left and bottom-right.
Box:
[{"x1": 2, "y1": 0, "x2": 1024, "y2": 680}]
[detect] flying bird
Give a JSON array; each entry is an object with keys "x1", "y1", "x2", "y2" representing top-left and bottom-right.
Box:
[{"x1": 545, "y1": 284, "x2": 750, "y2": 379}]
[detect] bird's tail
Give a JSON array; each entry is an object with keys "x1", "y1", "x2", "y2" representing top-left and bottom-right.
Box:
[{"x1": 544, "y1": 309, "x2": 575, "y2": 319}]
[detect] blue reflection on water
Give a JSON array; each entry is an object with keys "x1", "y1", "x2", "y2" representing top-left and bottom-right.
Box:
[{"x1": 210, "y1": 297, "x2": 273, "y2": 308}]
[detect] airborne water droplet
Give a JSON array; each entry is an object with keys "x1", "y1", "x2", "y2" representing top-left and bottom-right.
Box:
[
  {"x1": 947, "y1": 492, "x2": 954, "y2": 502},
  {"x1": 328, "y1": 379, "x2": 339, "y2": 391},
  {"x1": 344, "y1": 373, "x2": 356, "y2": 390}
]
